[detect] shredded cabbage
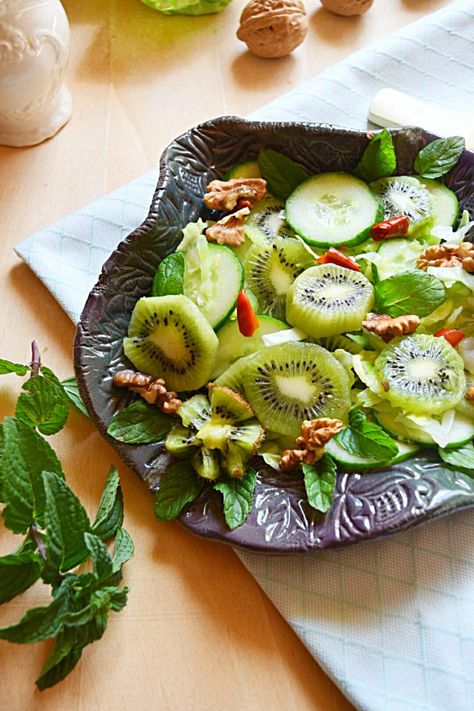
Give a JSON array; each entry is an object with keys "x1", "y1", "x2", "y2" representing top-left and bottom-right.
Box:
[
  {"x1": 178, "y1": 219, "x2": 218, "y2": 309},
  {"x1": 333, "y1": 349, "x2": 356, "y2": 386},
  {"x1": 352, "y1": 352, "x2": 383, "y2": 394},
  {"x1": 431, "y1": 209, "x2": 474, "y2": 246},
  {"x1": 427, "y1": 265, "x2": 474, "y2": 291},
  {"x1": 262, "y1": 327, "x2": 306, "y2": 347},
  {"x1": 458, "y1": 336, "x2": 474, "y2": 374}
]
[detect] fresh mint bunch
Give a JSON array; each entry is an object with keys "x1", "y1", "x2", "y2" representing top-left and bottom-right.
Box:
[
  {"x1": 354, "y1": 129, "x2": 397, "y2": 183},
  {"x1": 0, "y1": 343, "x2": 134, "y2": 690}
]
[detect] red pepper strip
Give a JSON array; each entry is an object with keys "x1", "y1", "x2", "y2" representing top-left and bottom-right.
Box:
[
  {"x1": 317, "y1": 247, "x2": 361, "y2": 272},
  {"x1": 370, "y1": 216, "x2": 410, "y2": 241},
  {"x1": 237, "y1": 289, "x2": 260, "y2": 337},
  {"x1": 434, "y1": 328, "x2": 466, "y2": 348}
]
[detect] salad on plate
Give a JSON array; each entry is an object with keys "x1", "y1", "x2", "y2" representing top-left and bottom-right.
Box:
[{"x1": 107, "y1": 130, "x2": 474, "y2": 531}]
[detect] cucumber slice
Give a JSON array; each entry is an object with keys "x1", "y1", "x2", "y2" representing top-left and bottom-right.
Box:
[
  {"x1": 183, "y1": 244, "x2": 243, "y2": 330},
  {"x1": 374, "y1": 408, "x2": 474, "y2": 447},
  {"x1": 286, "y1": 172, "x2": 383, "y2": 248},
  {"x1": 418, "y1": 178, "x2": 459, "y2": 227},
  {"x1": 224, "y1": 160, "x2": 261, "y2": 180},
  {"x1": 326, "y1": 438, "x2": 420, "y2": 470},
  {"x1": 211, "y1": 315, "x2": 288, "y2": 378}
]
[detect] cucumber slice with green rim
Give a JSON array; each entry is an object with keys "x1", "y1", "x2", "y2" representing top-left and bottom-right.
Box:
[
  {"x1": 244, "y1": 196, "x2": 294, "y2": 244},
  {"x1": 374, "y1": 408, "x2": 474, "y2": 447},
  {"x1": 418, "y1": 177, "x2": 459, "y2": 227},
  {"x1": 183, "y1": 243, "x2": 243, "y2": 330},
  {"x1": 224, "y1": 160, "x2": 261, "y2": 180},
  {"x1": 326, "y1": 438, "x2": 420, "y2": 470},
  {"x1": 211, "y1": 315, "x2": 288, "y2": 378},
  {"x1": 285, "y1": 172, "x2": 383, "y2": 248}
]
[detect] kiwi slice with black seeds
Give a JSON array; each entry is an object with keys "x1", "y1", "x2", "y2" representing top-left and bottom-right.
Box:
[
  {"x1": 370, "y1": 176, "x2": 435, "y2": 236},
  {"x1": 312, "y1": 334, "x2": 364, "y2": 354},
  {"x1": 286, "y1": 264, "x2": 374, "y2": 338},
  {"x1": 124, "y1": 295, "x2": 218, "y2": 391},
  {"x1": 243, "y1": 342, "x2": 351, "y2": 437},
  {"x1": 165, "y1": 425, "x2": 197, "y2": 456},
  {"x1": 244, "y1": 196, "x2": 294, "y2": 244},
  {"x1": 178, "y1": 394, "x2": 211, "y2": 430},
  {"x1": 244, "y1": 237, "x2": 314, "y2": 320},
  {"x1": 208, "y1": 385, "x2": 254, "y2": 423},
  {"x1": 374, "y1": 334, "x2": 466, "y2": 415}
]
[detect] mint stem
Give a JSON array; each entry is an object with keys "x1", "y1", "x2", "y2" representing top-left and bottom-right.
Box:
[
  {"x1": 30, "y1": 341, "x2": 41, "y2": 377},
  {"x1": 29, "y1": 524, "x2": 47, "y2": 561}
]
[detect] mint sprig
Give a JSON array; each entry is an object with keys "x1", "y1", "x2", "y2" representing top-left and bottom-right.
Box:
[
  {"x1": 438, "y1": 442, "x2": 474, "y2": 470},
  {"x1": 374, "y1": 270, "x2": 446, "y2": 318},
  {"x1": 154, "y1": 461, "x2": 204, "y2": 521},
  {"x1": 152, "y1": 251, "x2": 185, "y2": 297},
  {"x1": 61, "y1": 376, "x2": 90, "y2": 418},
  {"x1": 214, "y1": 468, "x2": 257, "y2": 530},
  {"x1": 354, "y1": 129, "x2": 396, "y2": 183},
  {"x1": 336, "y1": 409, "x2": 398, "y2": 461},
  {"x1": 414, "y1": 136, "x2": 465, "y2": 179},
  {"x1": 107, "y1": 399, "x2": 173, "y2": 444},
  {"x1": 258, "y1": 148, "x2": 310, "y2": 199},
  {"x1": 302, "y1": 454, "x2": 337, "y2": 513},
  {"x1": 0, "y1": 343, "x2": 134, "y2": 690}
]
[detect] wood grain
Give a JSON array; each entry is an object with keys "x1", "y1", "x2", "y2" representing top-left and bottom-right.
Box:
[{"x1": 0, "y1": 0, "x2": 451, "y2": 708}]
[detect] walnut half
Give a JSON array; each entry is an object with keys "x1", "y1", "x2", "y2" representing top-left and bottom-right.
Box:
[
  {"x1": 203, "y1": 178, "x2": 267, "y2": 212},
  {"x1": 362, "y1": 313, "x2": 420, "y2": 342},
  {"x1": 205, "y1": 207, "x2": 250, "y2": 246},
  {"x1": 280, "y1": 418, "x2": 344, "y2": 471},
  {"x1": 417, "y1": 243, "x2": 474, "y2": 272},
  {"x1": 113, "y1": 370, "x2": 182, "y2": 414}
]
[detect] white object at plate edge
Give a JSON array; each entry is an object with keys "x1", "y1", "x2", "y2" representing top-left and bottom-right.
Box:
[{"x1": 369, "y1": 89, "x2": 474, "y2": 151}]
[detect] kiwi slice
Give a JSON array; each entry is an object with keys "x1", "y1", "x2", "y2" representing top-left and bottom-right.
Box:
[
  {"x1": 370, "y1": 176, "x2": 435, "y2": 236},
  {"x1": 313, "y1": 334, "x2": 363, "y2": 354},
  {"x1": 165, "y1": 425, "x2": 197, "y2": 456},
  {"x1": 193, "y1": 447, "x2": 220, "y2": 481},
  {"x1": 243, "y1": 342, "x2": 351, "y2": 437},
  {"x1": 244, "y1": 237, "x2": 314, "y2": 320},
  {"x1": 124, "y1": 295, "x2": 218, "y2": 391},
  {"x1": 178, "y1": 394, "x2": 211, "y2": 430},
  {"x1": 208, "y1": 385, "x2": 255, "y2": 423},
  {"x1": 286, "y1": 264, "x2": 374, "y2": 338},
  {"x1": 244, "y1": 196, "x2": 294, "y2": 244},
  {"x1": 374, "y1": 334, "x2": 466, "y2": 415}
]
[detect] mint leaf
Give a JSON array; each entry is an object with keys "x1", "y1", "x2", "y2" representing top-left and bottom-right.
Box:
[
  {"x1": 302, "y1": 454, "x2": 336, "y2": 513},
  {"x1": 152, "y1": 251, "x2": 185, "y2": 297},
  {"x1": 61, "y1": 377, "x2": 89, "y2": 418},
  {"x1": 36, "y1": 640, "x2": 83, "y2": 691},
  {"x1": 91, "y1": 467, "x2": 123, "y2": 541},
  {"x1": 42, "y1": 471, "x2": 90, "y2": 580},
  {"x1": 111, "y1": 528, "x2": 135, "y2": 574},
  {"x1": 0, "y1": 359, "x2": 30, "y2": 376},
  {"x1": 258, "y1": 148, "x2": 310, "y2": 200},
  {"x1": 375, "y1": 270, "x2": 446, "y2": 317},
  {"x1": 1, "y1": 417, "x2": 64, "y2": 533},
  {"x1": 84, "y1": 533, "x2": 113, "y2": 583},
  {"x1": 336, "y1": 409, "x2": 398, "y2": 460},
  {"x1": 0, "y1": 549, "x2": 42, "y2": 604},
  {"x1": 414, "y1": 136, "x2": 465, "y2": 179},
  {"x1": 107, "y1": 399, "x2": 172, "y2": 444},
  {"x1": 16, "y1": 367, "x2": 69, "y2": 435},
  {"x1": 214, "y1": 467, "x2": 257, "y2": 530},
  {"x1": 438, "y1": 442, "x2": 474, "y2": 471},
  {"x1": 154, "y1": 461, "x2": 204, "y2": 521},
  {"x1": 354, "y1": 129, "x2": 396, "y2": 182},
  {"x1": 0, "y1": 591, "x2": 69, "y2": 643}
]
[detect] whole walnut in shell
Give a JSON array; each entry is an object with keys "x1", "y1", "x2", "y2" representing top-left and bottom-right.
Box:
[
  {"x1": 237, "y1": 0, "x2": 308, "y2": 59},
  {"x1": 321, "y1": 0, "x2": 374, "y2": 15}
]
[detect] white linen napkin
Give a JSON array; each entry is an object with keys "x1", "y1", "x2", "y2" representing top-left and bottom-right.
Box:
[{"x1": 16, "y1": 2, "x2": 474, "y2": 710}]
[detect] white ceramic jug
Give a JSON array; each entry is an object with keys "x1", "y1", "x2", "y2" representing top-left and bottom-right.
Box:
[{"x1": 0, "y1": 0, "x2": 72, "y2": 147}]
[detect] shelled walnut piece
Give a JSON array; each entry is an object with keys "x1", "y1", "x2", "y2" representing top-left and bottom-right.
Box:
[
  {"x1": 203, "y1": 178, "x2": 267, "y2": 211},
  {"x1": 417, "y1": 243, "x2": 474, "y2": 272},
  {"x1": 280, "y1": 418, "x2": 344, "y2": 470},
  {"x1": 321, "y1": 0, "x2": 374, "y2": 15},
  {"x1": 113, "y1": 370, "x2": 182, "y2": 414},
  {"x1": 465, "y1": 386, "x2": 474, "y2": 405},
  {"x1": 362, "y1": 313, "x2": 420, "y2": 342},
  {"x1": 205, "y1": 207, "x2": 250, "y2": 246},
  {"x1": 237, "y1": 0, "x2": 308, "y2": 59}
]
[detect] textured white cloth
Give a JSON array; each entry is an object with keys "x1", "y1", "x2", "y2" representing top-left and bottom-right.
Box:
[{"x1": 16, "y1": 3, "x2": 474, "y2": 709}]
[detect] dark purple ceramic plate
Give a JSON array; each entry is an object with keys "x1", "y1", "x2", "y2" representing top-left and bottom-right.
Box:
[{"x1": 74, "y1": 117, "x2": 474, "y2": 553}]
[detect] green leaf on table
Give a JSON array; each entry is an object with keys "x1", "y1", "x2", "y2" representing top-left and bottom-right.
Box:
[
  {"x1": 258, "y1": 148, "x2": 310, "y2": 200},
  {"x1": 152, "y1": 251, "x2": 185, "y2": 297},
  {"x1": 438, "y1": 442, "x2": 474, "y2": 471},
  {"x1": 84, "y1": 533, "x2": 113, "y2": 584},
  {"x1": 214, "y1": 467, "x2": 257, "y2": 531},
  {"x1": 354, "y1": 129, "x2": 396, "y2": 183},
  {"x1": 111, "y1": 528, "x2": 135, "y2": 574},
  {"x1": 374, "y1": 270, "x2": 446, "y2": 317},
  {"x1": 41, "y1": 471, "x2": 90, "y2": 581},
  {"x1": 302, "y1": 454, "x2": 337, "y2": 513},
  {"x1": 16, "y1": 367, "x2": 69, "y2": 435},
  {"x1": 0, "y1": 359, "x2": 30, "y2": 376},
  {"x1": 154, "y1": 461, "x2": 204, "y2": 521},
  {"x1": 0, "y1": 417, "x2": 64, "y2": 533},
  {"x1": 0, "y1": 549, "x2": 42, "y2": 604},
  {"x1": 61, "y1": 376, "x2": 90, "y2": 418},
  {"x1": 414, "y1": 136, "x2": 465, "y2": 179},
  {"x1": 0, "y1": 590, "x2": 70, "y2": 644},
  {"x1": 107, "y1": 399, "x2": 173, "y2": 444},
  {"x1": 91, "y1": 467, "x2": 124, "y2": 541},
  {"x1": 336, "y1": 409, "x2": 398, "y2": 461},
  {"x1": 36, "y1": 640, "x2": 83, "y2": 691}
]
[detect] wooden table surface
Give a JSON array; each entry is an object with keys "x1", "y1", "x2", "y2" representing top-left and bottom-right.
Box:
[{"x1": 0, "y1": 0, "x2": 452, "y2": 709}]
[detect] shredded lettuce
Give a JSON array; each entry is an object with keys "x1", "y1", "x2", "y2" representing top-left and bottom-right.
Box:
[
  {"x1": 458, "y1": 337, "x2": 474, "y2": 374},
  {"x1": 178, "y1": 219, "x2": 218, "y2": 309},
  {"x1": 262, "y1": 327, "x2": 306, "y2": 347},
  {"x1": 427, "y1": 265, "x2": 474, "y2": 292},
  {"x1": 356, "y1": 239, "x2": 424, "y2": 281},
  {"x1": 353, "y1": 352, "x2": 383, "y2": 394},
  {"x1": 333, "y1": 349, "x2": 356, "y2": 386},
  {"x1": 431, "y1": 209, "x2": 473, "y2": 246}
]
